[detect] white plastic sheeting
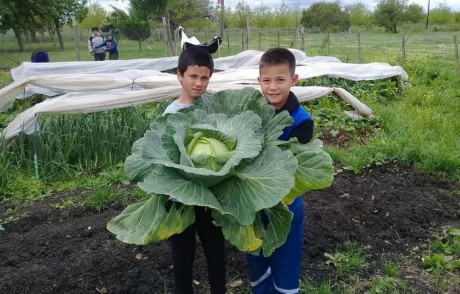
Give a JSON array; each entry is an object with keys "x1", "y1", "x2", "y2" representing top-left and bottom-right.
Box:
[{"x1": 0, "y1": 49, "x2": 407, "y2": 142}]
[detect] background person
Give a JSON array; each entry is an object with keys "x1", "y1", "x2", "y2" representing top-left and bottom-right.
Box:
[
  {"x1": 95, "y1": 32, "x2": 119, "y2": 60},
  {"x1": 87, "y1": 27, "x2": 106, "y2": 61}
]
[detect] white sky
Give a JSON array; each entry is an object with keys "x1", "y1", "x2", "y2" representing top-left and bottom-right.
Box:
[{"x1": 94, "y1": 0, "x2": 460, "y2": 13}]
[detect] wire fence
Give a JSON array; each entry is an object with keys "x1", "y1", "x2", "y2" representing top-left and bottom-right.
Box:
[{"x1": 0, "y1": 27, "x2": 459, "y2": 70}]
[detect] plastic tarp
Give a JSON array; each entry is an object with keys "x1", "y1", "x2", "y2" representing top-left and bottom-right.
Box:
[{"x1": 0, "y1": 49, "x2": 406, "y2": 142}]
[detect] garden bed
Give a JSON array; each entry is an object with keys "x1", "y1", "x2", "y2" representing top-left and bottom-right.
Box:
[{"x1": 1, "y1": 162, "x2": 459, "y2": 293}]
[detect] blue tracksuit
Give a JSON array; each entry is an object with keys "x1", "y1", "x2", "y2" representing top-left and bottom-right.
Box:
[{"x1": 247, "y1": 92, "x2": 313, "y2": 294}]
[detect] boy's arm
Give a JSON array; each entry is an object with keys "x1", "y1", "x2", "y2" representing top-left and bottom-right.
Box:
[
  {"x1": 87, "y1": 37, "x2": 93, "y2": 53},
  {"x1": 290, "y1": 119, "x2": 314, "y2": 144},
  {"x1": 94, "y1": 41, "x2": 106, "y2": 49}
]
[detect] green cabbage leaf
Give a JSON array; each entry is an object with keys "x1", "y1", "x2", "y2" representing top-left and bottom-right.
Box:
[{"x1": 107, "y1": 87, "x2": 333, "y2": 255}]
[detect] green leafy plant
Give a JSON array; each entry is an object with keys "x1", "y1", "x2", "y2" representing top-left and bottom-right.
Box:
[
  {"x1": 324, "y1": 241, "x2": 367, "y2": 278},
  {"x1": 50, "y1": 198, "x2": 78, "y2": 210},
  {"x1": 366, "y1": 276, "x2": 407, "y2": 294},
  {"x1": 422, "y1": 227, "x2": 460, "y2": 275},
  {"x1": 107, "y1": 88, "x2": 334, "y2": 256},
  {"x1": 84, "y1": 185, "x2": 129, "y2": 212}
]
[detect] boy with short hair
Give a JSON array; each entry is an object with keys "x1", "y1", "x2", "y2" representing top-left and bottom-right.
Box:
[
  {"x1": 247, "y1": 47, "x2": 314, "y2": 294},
  {"x1": 164, "y1": 46, "x2": 227, "y2": 294},
  {"x1": 95, "y1": 32, "x2": 119, "y2": 60},
  {"x1": 88, "y1": 27, "x2": 106, "y2": 61}
]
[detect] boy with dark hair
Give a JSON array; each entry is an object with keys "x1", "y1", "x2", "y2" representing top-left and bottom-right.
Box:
[
  {"x1": 95, "y1": 32, "x2": 119, "y2": 60},
  {"x1": 163, "y1": 46, "x2": 227, "y2": 294},
  {"x1": 247, "y1": 47, "x2": 314, "y2": 294},
  {"x1": 88, "y1": 27, "x2": 106, "y2": 61}
]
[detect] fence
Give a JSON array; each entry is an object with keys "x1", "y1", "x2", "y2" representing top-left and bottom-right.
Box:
[{"x1": 0, "y1": 27, "x2": 459, "y2": 71}]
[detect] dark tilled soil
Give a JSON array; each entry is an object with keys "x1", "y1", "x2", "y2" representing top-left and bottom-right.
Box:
[{"x1": 1, "y1": 163, "x2": 459, "y2": 294}]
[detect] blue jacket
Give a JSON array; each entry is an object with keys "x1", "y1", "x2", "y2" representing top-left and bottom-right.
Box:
[
  {"x1": 277, "y1": 91, "x2": 314, "y2": 143},
  {"x1": 96, "y1": 38, "x2": 118, "y2": 54}
]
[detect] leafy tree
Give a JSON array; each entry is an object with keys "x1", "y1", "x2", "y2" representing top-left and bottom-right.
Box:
[
  {"x1": 114, "y1": 8, "x2": 150, "y2": 51},
  {"x1": 42, "y1": 0, "x2": 88, "y2": 50},
  {"x1": 231, "y1": 0, "x2": 251, "y2": 28},
  {"x1": 346, "y1": 2, "x2": 372, "y2": 28},
  {"x1": 0, "y1": 0, "x2": 87, "y2": 52},
  {"x1": 373, "y1": 0, "x2": 407, "y2": 33},
  {"x1": 301, "y1": 2, "x2": 350, "y2": 32},
  {"x1": 79, "y1": 3, "x2": 108, "y2": 30},
  {"x1": 0, "y1": 0, "x2": 36, "y2": 52},
  {"x1": 429, "y1": 3, "x2": 454, "y2": 24},
  {"x1": 404, "y1": 4, "x2": 424, "y2": 24},
  {"x1": 251, "y1": 4, "x2": 273, "y2": 28}
]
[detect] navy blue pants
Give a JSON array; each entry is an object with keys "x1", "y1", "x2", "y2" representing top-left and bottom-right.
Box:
[{"x1": 247, "y1": 197, "x2": 305, "y2": 294}]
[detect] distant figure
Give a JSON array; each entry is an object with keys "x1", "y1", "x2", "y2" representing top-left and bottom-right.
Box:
[
  {"x1": 88, "y1": 27, "x2": 106, "y2": 61},
  {"x1": 31, "y1": 51, "x2": 50, "y2": 63},
  {"x1": 95, "y1": 32, "x2": 119, "y2": 60}
]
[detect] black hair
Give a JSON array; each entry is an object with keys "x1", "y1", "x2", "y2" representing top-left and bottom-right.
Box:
[
  {"x1": 91, "y1": 27, "x2": 99, "y2": 32},
  {"x1": 177, "y1": 47, "x2": 214, "y2": 76},
  {"x1": 259, "y1": 48, "x2": 296, "y2": 75}
]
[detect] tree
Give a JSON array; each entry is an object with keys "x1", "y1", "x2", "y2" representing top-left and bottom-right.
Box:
[
  {"x1": 230, "y1": 0, "x2": 251, "y2": 28},
  {"x1": 429, "y1": 3, "x2": 454, "y2": 24},
  {"x1": 0, "y1": 0, "x2": 36, "y2": 52},
  {"x1": 43, "y1": 0, "x2": 88, "y2": 50},
  {"x1": 301, "y1": 2, "x2": 350, "y2": 33},
  {"x1": 404, "y1": 4, "x2": 425, "y2": 24},
  {"x1": 0, "y1": 0, "x2": 87, "y2": 52},
  {"x1": 346, "y1": 2, "x2": 372, "y2": 28},
  {"x1": 79, "y1": 3, "x2": 108, "y2": 30},
  {"x1": 373, "y1": 0, "x2": 407, "y2": 33}
]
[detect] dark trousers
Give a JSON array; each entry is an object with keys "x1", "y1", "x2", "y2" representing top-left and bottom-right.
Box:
[
  {"x1": 169, "y1": 206, "x2": 226, "y2": 294},
  {"x1": 109, "y1": 52, "x2": 119, "y2": 60},
  {"x1": 93, "y1": 52, "x2": 106, "y2": 61}
]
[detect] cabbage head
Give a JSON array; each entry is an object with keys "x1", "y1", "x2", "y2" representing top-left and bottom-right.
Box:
[{"x1": 107, "y1": 87, "x2": 333, "y2": 256}]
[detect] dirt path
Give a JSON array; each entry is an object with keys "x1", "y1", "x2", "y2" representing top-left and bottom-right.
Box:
[{"x1": 1, "y1": 163, "x2": 459, "y2": 293}]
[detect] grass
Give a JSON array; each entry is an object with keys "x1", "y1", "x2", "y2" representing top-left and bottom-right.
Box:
[{"x1": 0, "y1": 26, "x2": 459, "y2": 293}]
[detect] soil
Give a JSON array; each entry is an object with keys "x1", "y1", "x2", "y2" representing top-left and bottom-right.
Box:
[{"x1": 1, "y1": 162, "x2": 459, "y2": 294}]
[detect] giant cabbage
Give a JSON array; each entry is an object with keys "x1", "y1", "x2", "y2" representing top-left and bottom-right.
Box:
[{"x1": 107, "y1": 87, "x2": 333, "y2": 256}]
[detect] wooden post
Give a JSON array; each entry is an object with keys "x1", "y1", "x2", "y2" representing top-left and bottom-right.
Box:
[
  {"x1": 162, "y1": 17, "x2": 169, "y2": 56},
  {"x1": 241, "y1": 29, "x2": 244, "y2": 50},
  {"x1": 71, "y1": 15, "x2": 80, "y2": 61},
  {"x1": 290, "y1": 26, "x2": 297, "y2": 48},
  {"x1": 357, "y1": 32, "x2": 362, "y2": 63},
  {"x1": 246, "y1": 16, "x2": 250, "y2": 50},
  {"x1": 226, "y1": 29, "x2": 230, "y2": 54},
  {"x1": 300, "y1": 26, "x2": 305, "y2": 52},
  {"x1": 220, "y1": 0, "x2": 225, "y2": 40},
  {"x1": 277, "y1": 30, "x2": 280, "y2": 47},
  {"x1": 455, "y1": 35, "x2": 459, "y2": 76},
  {"x1": 401, "y1": 35, "x2": 406, "y2": 63},
  {"x1": 258, "y1": 30, "x2": 261, "y2": 51},
  {"x1": 327, "y1": 32, "x2": 330, "y2": 55}
]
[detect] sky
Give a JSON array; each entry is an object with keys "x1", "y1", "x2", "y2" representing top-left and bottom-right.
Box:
[{"x1": 94, "y1": 0, "x2": 460, "y2": 13}]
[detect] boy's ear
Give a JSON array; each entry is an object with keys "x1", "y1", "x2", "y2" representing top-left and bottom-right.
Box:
[
  {"x1": 257, "y1": 76, "x2": 260, "y2": 84},
  {"x1": 291, "y1": 73, "x2": 299, "y2": 86},
  {"x1": 177, "y1": 70, "x2": 183, "y2": 83}
]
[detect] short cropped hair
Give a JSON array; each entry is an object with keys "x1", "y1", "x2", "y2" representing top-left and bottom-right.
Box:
[
  {"x1": 177, "y1": 47, "x2": 214, "y2": 76},
  {"x1": 259, "y1": 48, "x2": 296, "y2": 76},
  {"x1": 91, "y1": 27, "x2": 99, "y2": 32}
]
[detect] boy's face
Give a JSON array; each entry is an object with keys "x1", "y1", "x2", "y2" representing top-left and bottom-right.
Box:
[
  {"x1": 92, "y1": 30, "x2": 99, "y2": 36},
  {"x1": 177, "y1": 65, "x2": 211, "y2": 101},
  {"x1": 258, "y1": 64, "x2": 298, "y2": 109}
]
